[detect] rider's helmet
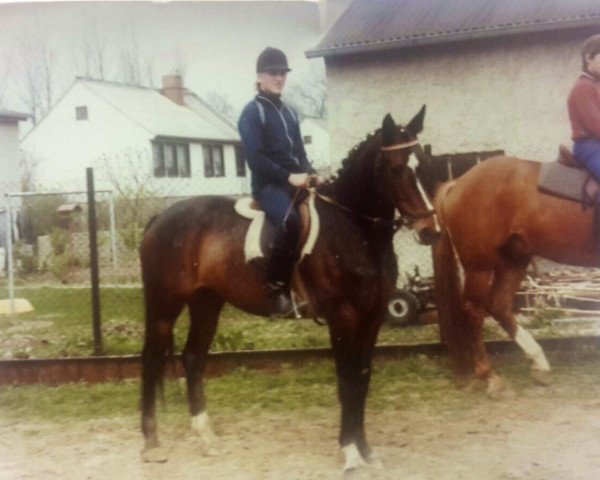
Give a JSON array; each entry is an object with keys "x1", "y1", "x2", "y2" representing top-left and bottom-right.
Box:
[
  {"x1": 256, "y1": 47, "x2": 291, "y2": 74},
  {"x1": 581, "y1": 34, "x2": 600, "y2": 70}
]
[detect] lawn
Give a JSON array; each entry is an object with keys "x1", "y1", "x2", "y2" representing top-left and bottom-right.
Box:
[{"x1": 0, "y1": 285, "x2": 443, "y2": 359}]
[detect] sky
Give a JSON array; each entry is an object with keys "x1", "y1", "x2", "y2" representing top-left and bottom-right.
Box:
[{"x1": 0, "y1": 0, "x2": 342, "y2": 120}]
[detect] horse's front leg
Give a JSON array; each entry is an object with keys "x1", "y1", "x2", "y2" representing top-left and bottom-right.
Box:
[{"x1": 328, "y1": 304, "x2": 381, "y2": 473}]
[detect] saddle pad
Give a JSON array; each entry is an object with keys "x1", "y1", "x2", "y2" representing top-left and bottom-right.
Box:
[
  {"x1": 234, "y1": 193, "x2": 320, "y2": 263},
  {"x1": 537, "y1": 162, "x2": 589, "y2": 202}
]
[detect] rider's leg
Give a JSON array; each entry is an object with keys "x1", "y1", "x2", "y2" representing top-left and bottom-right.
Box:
[
  {"x1": 255, "y1": 184, "x2": 301, "y2": 317},
  {"x1": 574, "y1": 139, "x2": 600, "y2": 245}
]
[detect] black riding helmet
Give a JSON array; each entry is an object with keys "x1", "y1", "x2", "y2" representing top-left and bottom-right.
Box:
[{"x1": 256, "y1": 47, "x2": 291, "y2": 74}]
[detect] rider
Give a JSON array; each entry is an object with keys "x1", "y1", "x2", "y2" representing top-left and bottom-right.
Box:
[
  {"x1": 238, "y1": 47, "x2": 316, "y2": 318},
  {"x1": 568, "y1": 34, "x2": 600, "y2": 242}
]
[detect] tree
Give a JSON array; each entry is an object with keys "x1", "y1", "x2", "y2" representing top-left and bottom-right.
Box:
[
  {"x1": 16, "y1": 25, "x2": 57, "y2": 123},
  {"x1": 71, "y1": 18, "x2": 110, "y2": 80},
  {"x1": 284, "y1": 63, "x2": 327, "y2": 118},
  {"x1": 202, "y1": 91, "x2": 237, "y2": 124},
  {"x1": 118, "y1": 30, "x2": 155, "y2": 87}
]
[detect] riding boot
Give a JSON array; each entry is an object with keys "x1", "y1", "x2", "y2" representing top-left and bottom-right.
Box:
[{"x1": 266, "y1": 246, "x2": 296, "y2": 319}]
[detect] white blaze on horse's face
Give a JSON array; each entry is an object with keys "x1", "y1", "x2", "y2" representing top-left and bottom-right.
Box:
[{"x1": 382, "y1": 144, "x2": 440, "y2": 245}]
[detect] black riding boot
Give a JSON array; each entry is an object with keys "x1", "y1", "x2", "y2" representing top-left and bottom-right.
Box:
[{"x1": 266, "y1": 246, "x2": 296, "y2": 319}]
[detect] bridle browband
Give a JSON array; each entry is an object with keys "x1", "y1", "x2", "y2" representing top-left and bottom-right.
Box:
[{"x1": 380, "y1": 139, "x2": 420, "y2": 152}]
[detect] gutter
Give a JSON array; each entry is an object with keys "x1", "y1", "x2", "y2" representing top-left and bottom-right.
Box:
[{"x1": 306, "y1": 16, "x2": 600, "y2": 59}]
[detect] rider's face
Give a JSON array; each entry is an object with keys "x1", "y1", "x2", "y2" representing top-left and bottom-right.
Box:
[
  {"x1": 257, "y1": 71, "x2": 287, "y2": 95},
  {"x1": 586, "y1": 52, "x2": 600, "y2": 76}
]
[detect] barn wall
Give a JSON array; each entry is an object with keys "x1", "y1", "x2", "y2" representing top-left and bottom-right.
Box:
[{"x1": 325, "y1": 30, "x2": 593, "y2": 166}]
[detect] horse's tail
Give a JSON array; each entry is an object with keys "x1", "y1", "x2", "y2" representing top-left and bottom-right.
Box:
[{"x1": 432, "y1": 184, "x2": 474, "y2": 375}]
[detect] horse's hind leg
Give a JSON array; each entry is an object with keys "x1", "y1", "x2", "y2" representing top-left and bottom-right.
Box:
[
  {"x1": 141, "y1": 293, "x2": 184, "y2": 462},
  {"x1": 487, "y1": 259, "x2": 551, "y2": 385},
  {"x1": 182, "y1": 289, "x2": 223, "y2": 454}
]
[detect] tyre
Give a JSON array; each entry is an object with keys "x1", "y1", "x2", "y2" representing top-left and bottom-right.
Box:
[{"x1": 385, "y1": 289, "x2": 419, "y2": 327}]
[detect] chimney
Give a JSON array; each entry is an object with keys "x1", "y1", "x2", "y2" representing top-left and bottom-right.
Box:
[{"x1": 161, "y1": 73, "x2": 185, "y2": 106}]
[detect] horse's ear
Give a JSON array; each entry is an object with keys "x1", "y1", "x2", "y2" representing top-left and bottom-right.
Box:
[
  {"x1": 382, "y1": 113, "x2": 396, "y2": 145},
  {"x1": 406, "y1": 105, "x2": 426, "y2": 136}
]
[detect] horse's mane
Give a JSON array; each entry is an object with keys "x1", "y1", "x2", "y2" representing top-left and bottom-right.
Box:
[{"x1": 320, "y1": 128, "x2": 392, "y2": 220}]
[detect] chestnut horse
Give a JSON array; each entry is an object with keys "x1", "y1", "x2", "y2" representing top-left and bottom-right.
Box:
[
  {"x1": 140, "y1": 107, "x2": 440, "y2": 472},
  {"x1": 431, "y1": 155, "x2": 597, "y2": 396}
]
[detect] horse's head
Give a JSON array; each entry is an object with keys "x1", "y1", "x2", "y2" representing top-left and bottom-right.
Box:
[{"x1": 378, "y1": 106, "x2": 440, "y2": 245}]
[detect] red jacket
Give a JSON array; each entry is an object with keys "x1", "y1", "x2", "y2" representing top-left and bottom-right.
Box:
[{"x1": 568, "y1": 73, "x2": 600, "y2": 141}]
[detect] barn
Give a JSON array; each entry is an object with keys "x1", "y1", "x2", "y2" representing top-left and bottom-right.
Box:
[{"x1": 307, "y1": 0, "x2": 600, "y2": 171}]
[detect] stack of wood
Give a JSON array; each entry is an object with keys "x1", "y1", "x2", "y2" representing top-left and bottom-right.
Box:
[{"x1": 517, "y1": 268, "x2": 600, "y2": 315}]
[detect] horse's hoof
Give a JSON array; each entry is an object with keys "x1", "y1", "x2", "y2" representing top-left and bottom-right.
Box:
[
  {"x1": 365, "y1": 451, "x2": 383, "y2": 470},
  {"x1": 141, "y1": 446, "x2": 168, "y2": 463},
  {"x1": 486, "y1": 375, "x2": 515, "y2": 400},
  {"x1": 342, "y1": 443, "x2": 368, "y2": 474},
  {"x1": 531, "y1": 369, "x2": 552, "y2": 386}
]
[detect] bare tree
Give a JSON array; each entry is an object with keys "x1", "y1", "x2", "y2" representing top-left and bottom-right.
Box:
[
  {"x1": 71, "y1": 18, "x2": 110, "y2": 80},
  {"x1": 119, "y1": 30, "x2": 155, "y2": 87},
  {"x1": 285, "y1": 64, "x2": 327, "y2": 118},
  {"x1": 202, "y1": 91, "x2": 237, "y2": 124},
  {"x1": 17, "y1": 25, "x2": 57, "y2": 123}
]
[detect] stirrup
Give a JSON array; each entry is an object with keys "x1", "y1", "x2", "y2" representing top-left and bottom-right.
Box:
[{"x1": 267, "y1": 283, "x2": 295, "y2": 319}]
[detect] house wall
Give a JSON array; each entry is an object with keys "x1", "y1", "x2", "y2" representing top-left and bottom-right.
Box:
[
  {"x1": 20, "y1": 82, "x2": 251, "y2": 196},
  {"x1": 0, "y1": 120, "x2": 22, "y2": 195},
  {"x1": 325, "y1": 30, "x2": 588, "y2": 166},
  {"x1": 21, "y1": 82, "x2": 152, "y2": 191},
  {"x1": 301, "y1": 118, "x2": 331, "y2": 174}
]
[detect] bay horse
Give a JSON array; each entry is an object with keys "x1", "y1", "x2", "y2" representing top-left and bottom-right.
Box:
[
  {"x1": 140, "y1": 106, "x2": 440, "y2": 472},
  {"x1": 431, "y1": 155, "x2": 597, "y2": 396}
]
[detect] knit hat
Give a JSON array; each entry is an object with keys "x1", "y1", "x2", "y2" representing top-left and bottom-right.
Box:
[{"x1": 256, "y1": 47, "x2": 291, "y2": 74}]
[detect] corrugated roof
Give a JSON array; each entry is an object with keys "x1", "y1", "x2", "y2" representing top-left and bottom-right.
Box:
[
  {"x1": 307, "y1": 0, "x2": 600, "y2": 58},
  {"x1": 78, "y1": 78, "x2": 239, "y2": 142}
]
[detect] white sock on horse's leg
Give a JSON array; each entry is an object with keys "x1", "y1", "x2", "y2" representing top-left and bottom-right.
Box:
[
  {"x1": 191, "y1": 411, "x2": 219, "y2": 454},
  {"x1": 342, "y1": 443, "x2": 368, "y2": 472},
  {"x1": 514, "y1": 325, "x2": 551, "y2": 371}
]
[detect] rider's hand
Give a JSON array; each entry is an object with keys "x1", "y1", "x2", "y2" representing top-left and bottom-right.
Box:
[{"x1": 288, "y1": 173, "x2": 309, "y2": 188}]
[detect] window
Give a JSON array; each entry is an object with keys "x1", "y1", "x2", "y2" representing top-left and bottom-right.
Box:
[
  {"x1": 203, "y1": 145, "x2": 225, "y2": 178},
  {"x1": 152, "y1": 141, "x2": 190, "y2": 178},
  {"x1": 303, "y1": 135, "x2": 312, "y2": 145},
  {"x1": 235, "y1": 146, "x2": 246, "y2": 177},
  {"x1": 75, "y1": 106, "x2": 88, "y2": 121}
]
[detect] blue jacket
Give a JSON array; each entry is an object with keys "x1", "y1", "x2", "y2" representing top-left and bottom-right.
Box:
[{"x1": 238, "y1": 94, "x2": 315, "y2": 195}]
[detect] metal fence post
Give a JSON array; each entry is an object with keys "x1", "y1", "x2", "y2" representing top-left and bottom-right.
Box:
[{"x1": 86, "y1": 168, "x2": 103, "y2": 355}]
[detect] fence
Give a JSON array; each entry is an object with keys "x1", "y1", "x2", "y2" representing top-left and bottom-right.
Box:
[{"x1": 0, "y1": 169, "x2": 434, "y2": 359}]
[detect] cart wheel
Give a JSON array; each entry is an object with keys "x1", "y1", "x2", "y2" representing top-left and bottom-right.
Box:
[{"x1": 385, "y1": 289, "x2": 419, "y2": 327}]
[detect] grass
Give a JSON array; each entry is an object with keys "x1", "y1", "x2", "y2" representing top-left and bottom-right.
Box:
[
  {"x1": 0, "y1": 285, "x2": 443, "y2": 359},
  {"x1": 2, "y1": 350, "x2": 600, "y2": 426}
]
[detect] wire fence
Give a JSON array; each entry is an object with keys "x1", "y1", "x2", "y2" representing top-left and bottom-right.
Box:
[{"x1": 0, "y1": 170, "x2": 434, "y2": 358}]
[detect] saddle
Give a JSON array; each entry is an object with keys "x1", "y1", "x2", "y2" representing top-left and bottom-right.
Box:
[
  {"x1": 233, "y1": 192, "x2": 320, "y2": 263},
  {"x1": 537, "y1": 145, "x2": 600, "y2": 207}
]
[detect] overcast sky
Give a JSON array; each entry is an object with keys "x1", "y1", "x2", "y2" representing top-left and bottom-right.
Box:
[{"x1": 0, "y1": 0, "x2": 339, "y2": 118}]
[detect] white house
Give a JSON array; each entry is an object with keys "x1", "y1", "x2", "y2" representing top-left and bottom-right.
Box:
[
  {"x1": 0, "y1": 109, "x2": 29, "y2": 196},
  {"x1": 20, "y1": 75, "x2": 250, "y2": 197},
  {"x1": 0, "y1": 109, "x2": 29, "y2": 273},
  {"x1": 300, "y1": 116, "x2": 331, "y2": 176}
]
